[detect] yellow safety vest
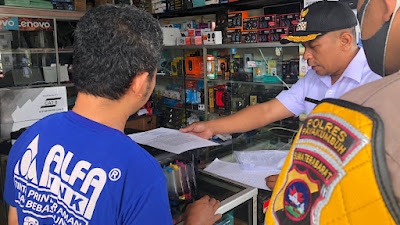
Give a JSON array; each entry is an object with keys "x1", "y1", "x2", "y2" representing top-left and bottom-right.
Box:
[{"x1": 265, "y1": 99, "x2": 400, "y2": 225}]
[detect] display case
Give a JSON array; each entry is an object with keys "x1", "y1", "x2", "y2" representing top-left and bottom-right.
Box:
[
  {"x1": 155, "y1": 43, "x2": 300, "y2": 152},
  {"x1": 141, "y1": 142, "x2": 258, "y2": 225},
  {"x1": 0, "y1": 6, "x2": 83, "y2": 89},
  {"x1": 0, "y1": 6, "x2": 83, "y2": 115}
]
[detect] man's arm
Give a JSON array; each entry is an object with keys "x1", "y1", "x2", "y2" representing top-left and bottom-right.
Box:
[
  {"x1": 180, "y1": 98, "x2": 294, "y2": 139},
  {"x1": 8, "y1": 206, "x2": 18, "y2": 225}
]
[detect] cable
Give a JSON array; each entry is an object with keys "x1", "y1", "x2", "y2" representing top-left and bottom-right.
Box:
[
  {"x1": 267, "y1": 126, "x2": 298, "y2": 134},
  {"x1": 258, "y1": 48, "x2": 291, "y2": 89}
]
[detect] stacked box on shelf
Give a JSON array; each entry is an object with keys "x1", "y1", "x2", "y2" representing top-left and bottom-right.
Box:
[
  {"x1": 280, "y1": 13, "x2": 300, "y2": 35},
  {"x1": 242, "y1": 16, "x2": 258, "y2": 44},
  {"x1": 153, "y1": 0, "x2": 167, "y2": 13},
  {"x1": 5, "y1": 0, "x2": 53, "y2": 8},
  {"x1": 0, "y1": 32, "x2": 12, "y2": 50},
  {"x1": 204, "y1": 0, "x2": 217, "y2": 5},
  {"x1": 167, "y1": 0, "x2": 182, "y2": 11},
  {"x1": 269, "y1": 27, "x2": 289, "y2": 42},
  {"x1": 226, "y1": 11, "x2": 247, "y2": 44},
  {"x1": 192, "y1": 0, "x2": 205, "y2": 8},
  {"x1": 258, "y1": 14, "x2": 278, "y2": 29},
  {"x1": 51, "y1": 0, "x2": 74, "y2": 10}
]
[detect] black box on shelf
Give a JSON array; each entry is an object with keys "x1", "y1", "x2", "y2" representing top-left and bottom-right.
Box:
[
  {"x1": 280, "y1": 13, "x2": 300, "y2": 27},
  {"x1": 226, "y1": 29, "x2": 241, "y2": 43},
  {"x1": 243, "y1": 17, "x2": 259, "y2": 31},
  {"x1": 241, "y1": 31, "x2": 258, "y2": 44},
  {"x1": 227, "y1": 11, "x2": 248, "y2": 29},
  {"x1": 258, "y1": 29, "x2": 270, "y2": 43},
  {"x1": 258, "y1": 14, "x2": 277, "y2": 29},
  {"x1": 269, "y1": 27, "x2": 289, "y2": 42}
]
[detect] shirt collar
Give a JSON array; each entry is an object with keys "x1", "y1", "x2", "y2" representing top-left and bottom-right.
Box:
[
  {"x1": 340, "y1": 47, "x2": 366, "y2": 83},
  {"x1": 317, "y1": 47, "x2": 366, "y2": 86}
]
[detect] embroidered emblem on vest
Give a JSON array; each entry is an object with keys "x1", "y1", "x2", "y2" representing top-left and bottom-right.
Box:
[
  {"x1": 271, "y1": 112, "x2": 370, "y2": 225},
  {"x1": 272, "y1": 146, "x2": 345, "y2": 225},
  {"x1": 297, "y1": 113, "x2": 368, "y2": 165}
]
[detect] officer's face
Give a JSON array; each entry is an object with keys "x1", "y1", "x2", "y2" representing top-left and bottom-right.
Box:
[{"x1": 302, "y1": 33, "x2": 343, "y2": 76}]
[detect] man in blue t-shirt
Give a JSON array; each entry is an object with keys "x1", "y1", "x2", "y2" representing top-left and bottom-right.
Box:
[{"x1": 4, "y1": 5, "x2": 222, "y2": 225}]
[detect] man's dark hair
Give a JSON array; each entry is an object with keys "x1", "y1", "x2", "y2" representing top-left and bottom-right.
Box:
[{"x1": 73, "y1": 4, "x2": 163, "y2": 100}]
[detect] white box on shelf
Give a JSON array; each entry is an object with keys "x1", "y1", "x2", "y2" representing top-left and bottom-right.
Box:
[
  {"x1": 43, "y1": 65, "x2": 69, "y2": 83},
  {"x1": 205, "y1": 0, "x2": 218, "y2": 5},
  {"x1": 162, "y1": 27, "x2": 181, "y2": 46},
  {"x1": 203, "y1": 31, "x2": 222, "y2": 45}
]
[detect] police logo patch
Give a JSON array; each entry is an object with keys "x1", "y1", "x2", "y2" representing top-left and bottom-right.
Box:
[
  {"x1": 271, "y1": 146, "x2": 345, "y2": 225},
  {"x1": 284, "y1": 180, "x2": 311, "y2": 221}
]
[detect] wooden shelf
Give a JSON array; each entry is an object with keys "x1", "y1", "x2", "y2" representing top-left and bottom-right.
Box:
[
  {"x1": 153, "y1": 0, "x2": 301, "y2": 19},
  {"x1": 0, "y1": 5, "x2": 84, "y2": 20}
]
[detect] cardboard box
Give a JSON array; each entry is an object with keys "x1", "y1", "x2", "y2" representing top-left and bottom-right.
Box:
[
  {"x1": 0, "y1": 86, "x2": 68, "y2": 140},
  {"x1": 125, "y1": 115, "x2": 157, "y2": 131},
  {"x1": 43, "y1": 66, "x2": 70, "y2": 83}
]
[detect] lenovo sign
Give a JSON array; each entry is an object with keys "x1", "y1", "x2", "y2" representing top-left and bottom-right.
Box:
[{"x1": 0, "y1": 17, "x2": 54, "y2": 31}]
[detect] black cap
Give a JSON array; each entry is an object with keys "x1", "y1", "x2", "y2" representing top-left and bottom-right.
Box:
[{"x1": 281, "y1": 1, "x2": 357, "y2": 44}]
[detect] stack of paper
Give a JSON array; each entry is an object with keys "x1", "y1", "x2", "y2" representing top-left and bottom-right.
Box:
[{"x1": 128, "y1": 127, "x2": 219, "y2": 154}]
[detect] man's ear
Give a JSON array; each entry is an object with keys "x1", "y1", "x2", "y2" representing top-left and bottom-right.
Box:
[
  {"x1": 130, "y1": 72, "x2": 150, "y2": 98},
  {"x1": 339, "y1": 32, "x2": 354, "y2": 50},
  {"x1": 383, "y1": 0, "x2": 397, "y2": 21}
]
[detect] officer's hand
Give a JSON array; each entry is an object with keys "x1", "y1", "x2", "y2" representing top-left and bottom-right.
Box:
[
  {"x1": 180, "y1": 122, "x2": 214, "y2": 139},
  {"x1": 265, "y1": 174, "x2": 279, "y2": 190},
  {"x1": 184, "y1": 195, "x2": 222, "y2": 225}
]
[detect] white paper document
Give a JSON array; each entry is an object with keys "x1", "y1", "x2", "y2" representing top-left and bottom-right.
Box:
[
  {"x1": 205, "y1": 158, "x2": 281, "y2": 191},
  {"x1": 128, "y1": 127, "x2": 219, "y2": 154},
  {"x1": 235, "y1": 150, "x2": 289, "y2": 171}
]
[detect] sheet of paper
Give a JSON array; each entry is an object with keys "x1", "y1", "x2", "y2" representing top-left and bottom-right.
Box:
[
  {"x1": 234, "y1": 150, "x2": 289, "y2": 171},
  {"x1": 128, "y1": 127, "x2": 219, "y2": 154},
  {"x1": 204, "y1": 158, "x2": 281, "y2": 191}
]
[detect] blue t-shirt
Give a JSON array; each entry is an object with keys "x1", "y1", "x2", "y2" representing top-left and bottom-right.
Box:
[{"x1": 4, "y1": 111, "x2": 173, "y2": 225}]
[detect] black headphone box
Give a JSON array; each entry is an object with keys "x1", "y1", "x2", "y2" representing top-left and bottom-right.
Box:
[
  {"x1": 227, "y1": 29, "x2": 242, "y2": 43},
  {"x1": 258, "y1": 29, "x2": 270, "y2": 43},
  {"x1": 241, "y1": 31, "x2": 258, "y2": 44},
  {"x1": 243, "y1": 17, "x2": 259, "y2": 31},
  {"x1": 269, "y1": 27, "x2": 289, "y2": 42},
  {"x1": 279, "y1": 13, "x2": 300, "y2": 28},
  {"x1": 228, "y1": 11, "x2": 248, "y2": 29},
  {"x1": 258, "y1": 14, "x2": 277, "y2": 29}
]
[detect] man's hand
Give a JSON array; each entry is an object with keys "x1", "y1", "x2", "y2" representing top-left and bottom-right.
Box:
[
  {"x1": 184, "y1": 195, "x2": 222, "y2": 225},
  {"x1": 180, "y1": 122, "x2": 214, "y2": 139},
  {"x1": 265, "y1": 174, "x2": 279, "y2": 190},
  {"x1": 9, "y1": 206, "x2": 18, "y2": 225}
]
